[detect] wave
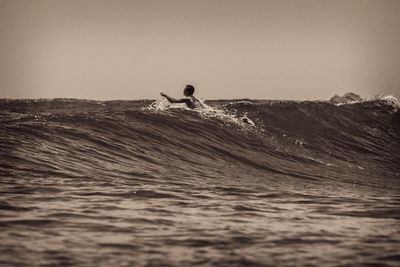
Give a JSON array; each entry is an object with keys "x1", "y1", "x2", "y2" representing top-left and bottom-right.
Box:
[{"x1": 0, "y1": 97, "x2": 399, "y2": 191}]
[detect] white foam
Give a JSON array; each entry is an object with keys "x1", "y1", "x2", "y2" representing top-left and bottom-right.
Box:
[
  {"x1": 334, "y1": 94, "x2": 400, "y2": 112},
  {"x1": 143, "y1": 98, "x2": 256, "y2": 128},
  {"x1": 380, "y1": 95, "x2": 400, "y2": 111}
]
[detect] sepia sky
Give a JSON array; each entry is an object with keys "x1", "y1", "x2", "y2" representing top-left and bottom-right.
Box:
[{"x1": 0, "y1": 0, "x2": 399, "y2": 100}]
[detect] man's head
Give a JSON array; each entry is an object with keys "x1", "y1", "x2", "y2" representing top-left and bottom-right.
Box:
[{"x1": 183, "y1": 85, "x2": 195, "y2": 96}]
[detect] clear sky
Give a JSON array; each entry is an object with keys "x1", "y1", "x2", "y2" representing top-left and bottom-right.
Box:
[{"x1": 1, "y1": 0, "x2": 399, "y2": 100}]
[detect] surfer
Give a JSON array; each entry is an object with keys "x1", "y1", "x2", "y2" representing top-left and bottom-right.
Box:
[{"x1": 160, "y1": 85, "x2": 204, "y2": 109}]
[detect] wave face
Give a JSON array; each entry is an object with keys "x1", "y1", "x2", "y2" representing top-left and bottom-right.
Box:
[{"x1": 1, "y1": 98, "x2": 400, "y2": 266}]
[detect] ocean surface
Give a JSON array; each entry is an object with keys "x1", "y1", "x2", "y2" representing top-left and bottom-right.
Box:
[{"x1": 1, "y1": 97, "x2": 400, "y2": 267}]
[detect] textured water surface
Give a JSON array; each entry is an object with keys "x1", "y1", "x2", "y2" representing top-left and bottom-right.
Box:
[{"x1": 1, "y1": 98, "x2": 400, "y2": 266}]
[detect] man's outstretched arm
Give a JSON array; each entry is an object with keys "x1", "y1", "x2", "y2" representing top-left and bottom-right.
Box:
[{"x1": 160, "y1": 92, "x2": 191, "y2": 106}]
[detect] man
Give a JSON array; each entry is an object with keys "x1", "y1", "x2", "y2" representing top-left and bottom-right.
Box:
[{"x1": 160, "y1": 85, "x2": 203, "y2": 109}]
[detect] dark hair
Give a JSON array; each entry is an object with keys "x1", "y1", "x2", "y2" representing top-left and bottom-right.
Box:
[{"x1": 184, "y1": 85, "x2": 195, "y2": 96}]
